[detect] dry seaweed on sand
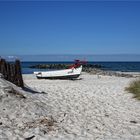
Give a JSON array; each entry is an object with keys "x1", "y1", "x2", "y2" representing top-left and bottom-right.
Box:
[{"x1": 23, "y1": 116, "x2": 57, "y2": 131}]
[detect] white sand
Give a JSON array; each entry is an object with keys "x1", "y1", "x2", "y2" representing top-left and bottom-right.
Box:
[{"x1": 0, "y1": 72, "x2": 140, "y2": 139}]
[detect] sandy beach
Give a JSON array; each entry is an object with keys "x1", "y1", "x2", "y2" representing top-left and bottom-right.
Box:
[{"x1": 0, "y1": 72, "x2": 140, "y2": 139}]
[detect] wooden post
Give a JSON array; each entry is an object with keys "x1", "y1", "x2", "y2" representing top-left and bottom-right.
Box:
[
  {"x1": 0, "y1": 59, "x2": 1, "y2": 73},
  {"x1": 15, "y1": 59, "x2": 24, "y2": 87},
  {"x1": 6, "y1": 63, "x2": 11, "y2": 81},
  {"x1": 0, "y1": 58, "x2": 24, "y2": 88},
  {"x1": 10, "y1": 64, "x2": 16, "y2": 83},
  {"x1": 0, "y1": 59, "x2": 7, "y2": 80},
  {"x1": 0, "y1": 57, "x2": 1, "y2": 69}
]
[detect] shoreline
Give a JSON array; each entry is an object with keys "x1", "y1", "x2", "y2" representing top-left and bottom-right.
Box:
[
  {"x1": 25, "y1": 63, "x2": 140, "y2": 78},
  {"x1": 23, "y1": 71, "x2": 140, "y2": 78}
]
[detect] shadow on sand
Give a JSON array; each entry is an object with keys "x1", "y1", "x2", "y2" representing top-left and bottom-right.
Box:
[
  {"x1": 70, "y1": 78, "x2": 83, "y2": 81},
  {"x1": 23, "y1": 85, "x2": 47, "y2": 94}
]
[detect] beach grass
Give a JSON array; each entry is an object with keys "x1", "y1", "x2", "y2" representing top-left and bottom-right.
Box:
[{"x1": 126, "y1": 80, "x2": 140, "y2": 100}]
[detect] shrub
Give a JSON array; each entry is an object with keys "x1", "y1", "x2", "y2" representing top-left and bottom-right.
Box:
[{"x1": 126, "y1": 80, "x2": 140, "y2": 100}]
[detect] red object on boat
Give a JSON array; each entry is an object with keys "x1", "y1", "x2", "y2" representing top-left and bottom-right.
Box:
[{"x1": 68, "y1": 60, "x2": 87, "y2": 69}]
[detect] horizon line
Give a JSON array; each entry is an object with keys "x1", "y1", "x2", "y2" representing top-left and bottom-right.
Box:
[{"x1": 1, "y1": 54, "x2": 140, "y2": 56}]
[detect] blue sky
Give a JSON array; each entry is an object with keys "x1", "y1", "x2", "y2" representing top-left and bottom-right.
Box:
[{"x1": 0, "y1": 1, "x2": 140, "y2": 55}]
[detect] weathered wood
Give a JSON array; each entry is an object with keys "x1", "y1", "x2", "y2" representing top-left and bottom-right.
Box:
[
  {"x1": 6, "y1": 63, "x2": 11, "y2": 81},
  {"x1": 0, "y1": 59, "x2": 7, "y2": 80},
  {"x1": 10, "y1": 64, "x2": 16, "y2": 83},
  {"x1": 0, "y1": 59, "x2": 1, "y2": 73},
  {"x1": 0, "y1": 58, "x2": 24, "y2": 87},
  {"x1": 15, "y1": 60, "x2": 24, "y2": 87}
]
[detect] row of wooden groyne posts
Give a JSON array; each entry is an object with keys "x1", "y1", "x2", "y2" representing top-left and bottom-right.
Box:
[{"x1": 0, "y1": 58, "x2": 24, "y2": 88}]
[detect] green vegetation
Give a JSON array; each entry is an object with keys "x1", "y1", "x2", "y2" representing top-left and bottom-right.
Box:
[{"x1": 126, "y1": 80, "x2": 140, "y2": 100}]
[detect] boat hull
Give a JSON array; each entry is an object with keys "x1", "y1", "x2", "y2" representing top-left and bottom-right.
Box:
[
  {"x1": 36, "y1": 74, "x2": 80, "y2": 79},
  {"x1": 34, "y1": 65, "x2": 82, "y2": 79}
]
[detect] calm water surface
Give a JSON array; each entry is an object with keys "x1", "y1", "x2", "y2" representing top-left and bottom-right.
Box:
[{"x1": 21, "y1": 61, "x2": 140, "y2": 74}]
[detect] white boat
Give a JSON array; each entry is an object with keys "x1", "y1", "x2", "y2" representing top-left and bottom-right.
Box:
[{"x1": 34, "y1": 65, "x2": 82, "y2": 79}]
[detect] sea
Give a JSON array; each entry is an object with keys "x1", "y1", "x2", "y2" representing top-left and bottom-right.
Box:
[{"x1": 21, "y1": 61, "x2": 140, "y2": 74}]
